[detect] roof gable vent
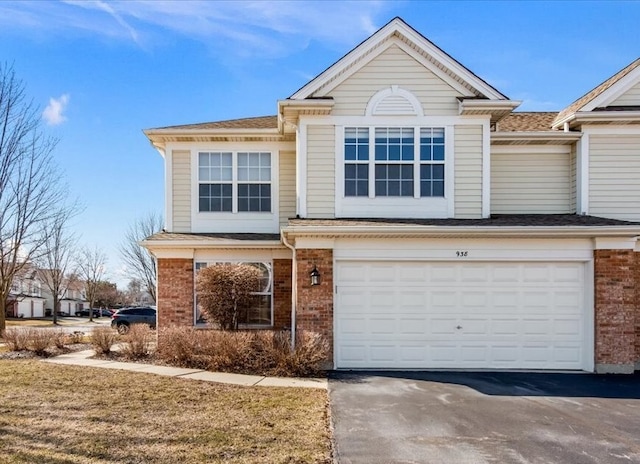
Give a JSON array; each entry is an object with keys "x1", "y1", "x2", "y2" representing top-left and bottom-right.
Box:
[{"x1": 366, "y1": 85, "x2": 424, "y2": 116}]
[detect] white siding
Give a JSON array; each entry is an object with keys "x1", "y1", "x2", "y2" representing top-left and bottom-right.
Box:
[
  {"x1": 279, "y1": 150, "x2": 296, "y2": 227},
  {"x1": 610, "y1": 81, "x2": 640, "y2": 106},
  {"x1": 570, "y1": 145, "x2": 577, "y2": 213},
  {"x1": 326, "y1": 44, "x2": 463, "y2": 116},
  {"x1": 454, "y1": 125, "x2": 483, "y2": 218},
  {"x1": 307, "y1": 125, "x2": 335, "y2": 218},
  {"x1": 589, "y1": 134, "x2": 640, "y2": 221},
  {"x1": 172, "y1": 150, "x2": 191, "y2": 232},
  {"x1": 491, "y1": 147, "x2": 572, "y2": 214}
]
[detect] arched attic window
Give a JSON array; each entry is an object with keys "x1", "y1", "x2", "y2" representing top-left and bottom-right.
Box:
[{"x1": 365, "y1": 85, "x2": 424, "y2": 117}]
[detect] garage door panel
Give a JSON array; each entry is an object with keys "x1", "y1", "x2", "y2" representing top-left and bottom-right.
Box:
[{"x1": 336, "y1": 260, "x2": 588, "y2": 370}]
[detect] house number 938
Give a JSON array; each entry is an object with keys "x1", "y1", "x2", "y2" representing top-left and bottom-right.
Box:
[{"x1": 456, "y1": 251, "x2": 469, "y2": 257}]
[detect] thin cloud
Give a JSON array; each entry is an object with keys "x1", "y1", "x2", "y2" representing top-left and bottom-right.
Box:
[
  {"x1": 0, "y1": 1, "x2": 391, "y2": 57},
  {"x1": 42, "y1": 94, "x2": 70, "y2": 126}
]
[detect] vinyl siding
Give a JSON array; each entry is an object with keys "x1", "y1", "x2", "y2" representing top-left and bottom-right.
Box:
[
  {"x1": 172, "y1": 150, "x2": 191, "y2": 232},
  {"x1": 610, "y1": 81, "x2": 640, "y2": 106},
  {"x1": 454, "y1": 125, "x2": 483, "y2": 218},
  {"x1": 279, "y1": 150, "x2": 296, "y2": 227},
  {"x1": 491, "y1": 148, "x2": 572, "y2": 214},
  {"x1": 307, "y1": 125, "x2": 335, "y2": 218},
  {"x1": 570, "y1": 145, "x2": 577, "y2": 212},
  {"x1": 325, "y1": 44, "x2": 463, "y2": 116},
  {"x1": 589, "y1": 134, "x2": 640, "y2": 221}
]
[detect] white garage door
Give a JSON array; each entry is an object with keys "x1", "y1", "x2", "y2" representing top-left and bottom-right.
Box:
[{"x1": 335, "y1": 261, "x2": 588, "y2": 370}]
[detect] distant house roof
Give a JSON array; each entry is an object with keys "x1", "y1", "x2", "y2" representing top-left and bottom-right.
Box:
[
  {"x1": 554, "y1": 57, "x2": 640, "y2": 125},
  {"x1": 151, "y1": 115, "x2": 278, "y2": 131},
  {"x1": 497, "y1": 112, "x2": 558, "y2": 132}
]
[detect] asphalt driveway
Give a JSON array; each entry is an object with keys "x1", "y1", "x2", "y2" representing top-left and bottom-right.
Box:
[{"x1": 329, "y1": 371, "x2": 640, "y2": 464}]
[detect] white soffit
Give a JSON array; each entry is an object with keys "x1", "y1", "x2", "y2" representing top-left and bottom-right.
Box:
[{"x1": 289, "y1": 17, "x2": 507, "y2": 101}]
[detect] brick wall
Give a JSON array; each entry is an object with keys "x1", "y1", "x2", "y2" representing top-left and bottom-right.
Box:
[
  {"x1": 157, "y1": 258, "x2": 194, "y2": 329},
  {"x1": 273, "y1": 259, "x2": 292, "y2": 330},
  {"x1": 636, "y1": 251, "x2": 640, "y2": 369},
  {"x1": 296, "y1": 249, "x2": 333, "y2": 365},
  {"x1": 594, "y1": 249, "x2": 636, "y2": 373}
]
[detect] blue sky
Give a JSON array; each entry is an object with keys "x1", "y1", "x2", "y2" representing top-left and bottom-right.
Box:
[{"x1": 1, "y1": 0, "x2": 638, "y2": 287}]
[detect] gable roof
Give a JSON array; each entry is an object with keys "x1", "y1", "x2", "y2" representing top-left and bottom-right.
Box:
[
  {"x1": 289, "y1": 17, "x2": 508, "y2": 101},
  {"x1": 554, "y1": 57, "x2": 640, "y2": 126}
]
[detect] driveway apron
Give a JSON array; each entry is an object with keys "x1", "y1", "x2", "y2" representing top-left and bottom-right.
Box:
[{"x1": 329, "y1": 371, "x2": 640, "y2": 464}]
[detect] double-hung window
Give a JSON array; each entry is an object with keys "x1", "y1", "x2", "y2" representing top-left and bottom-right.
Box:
[
  {"x1": 198, "y1": 152, "x2": 271, "y2": 213},
  {"x1": 343, "y1": 127, "x2": 446, "y2": 198}
]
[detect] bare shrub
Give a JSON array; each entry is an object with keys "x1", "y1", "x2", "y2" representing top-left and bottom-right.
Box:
[
  {"x1": 52, "y1": 329, "x2": 67, "y2": 350},
  {"x1": 156, "y1": 328, "x2": 328, "y2": 377},
  {"x1": 287, "y1": 331, "x2": 330, "y2": 377},
  {"x1": 121, "y1": 324, "x2": 154, "y2": 359},
  {"x1": 66, "y1": 331, "x2": 85, "y2": 344},
  {"x1": 196, "y1": 263, "x2": 263, "y2": 330},
  {"x1": 3, "y1": 328, "x2": 30, "y2": 351},
  {"x1": 26, "y1": 328, "x2": 55, "y2": 355},
  {"x1": 91, "y1": 326, "x2": 118, "y2": 355}
]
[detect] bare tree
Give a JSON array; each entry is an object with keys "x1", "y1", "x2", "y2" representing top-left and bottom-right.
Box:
[
  {"x1": 0, "y1": 63, "x2": 65, "y2": 333},
  {"x1": 76, "y1": 246, "x2": 107, "y2": 323},
  {"x1": 35, "y1": 210, "x2": 79, "y2": 325},
  {"x1": 119, "y1": 212, "x2": 162, "y2": 304}
]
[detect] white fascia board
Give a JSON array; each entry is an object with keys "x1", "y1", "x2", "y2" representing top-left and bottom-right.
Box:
[
  {"x1": 459, "y1": 100, "x2": 522, "y2": 112},
  {"x1": 142, "y1": 240, "x2": 284, "y2": 251},
  {"x1": 553, "y1": 111, "x2": 640, "y2": 129},
  {"x1": 290, "y1": 18, "x2": 506, "y2": 101},
  {"x1": 593, "y1": 236, "x2": 638, "y2": 250},
  {"x1": 283, "y1": 225, "x2": 640, "y2": 239},
  {"x1": 581, "y1": 65, "x2": 640, "y2": 112},
  {"x1": 491, "y1": 132, "x2": 582, "y2": 143}
]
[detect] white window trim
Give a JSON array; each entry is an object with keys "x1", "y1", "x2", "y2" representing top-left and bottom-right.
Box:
[
  {"x1": 189, "y1": 144, "x2": 280, "y2": 233},
  {"x1": 193, "y1": 260, "x2": 274, "y2": 328},
  {"x1": 335, "y1": 124, "x2": 455, "y2": 218}
]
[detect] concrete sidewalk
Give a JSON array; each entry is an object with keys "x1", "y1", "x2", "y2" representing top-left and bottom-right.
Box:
[{"x1": 44, "y1": 350, "x2": 327, "y2": 389}]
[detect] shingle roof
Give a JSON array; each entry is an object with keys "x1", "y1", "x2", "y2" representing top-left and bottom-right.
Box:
[
  {"x1": 287, "y1": 215, "x2": 640, "y2": 228},
  {"x1": 497, "y1": 112, "x2": 558, "y2": 132},
  {"x1": 144, "y1": 232, "x2": 281, "y2": 242},
  {"x1": 554, "y1": 58, "x2": 640, "y2": 125},
  {"x1": 151, "y1": 116, "x2": 278, "y2": 131}
]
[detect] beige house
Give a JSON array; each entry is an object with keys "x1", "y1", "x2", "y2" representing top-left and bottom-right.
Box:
[{"x1": 144, "y1": 18, "x2": 640, "y2": 374}]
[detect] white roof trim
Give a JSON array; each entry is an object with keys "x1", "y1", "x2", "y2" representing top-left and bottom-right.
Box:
[
  {"x1": 580, "y1": 64, "x2": 640, "y2": 112},
  {"x1": 290, "y1": 18, "x2": 505, "y2": 101}
]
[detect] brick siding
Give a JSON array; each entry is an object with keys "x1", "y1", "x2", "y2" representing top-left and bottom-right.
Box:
[
  {"x1": 157, "y1": 258, "x2": 194, "y2": 329},
  {"x1": 273, "y1": 259, "x2": 292, "y2": 330},
  {"x1": 295, "y1": 249, "x2": 333, "y2": 364},
  {"x1": 594, "y1": 249, "x2": 636, "y2": 373}
]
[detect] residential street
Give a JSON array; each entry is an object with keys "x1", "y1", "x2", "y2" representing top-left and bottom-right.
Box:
[{"x1": 330, "y1": 371, "x2": 640, "y2": 464}]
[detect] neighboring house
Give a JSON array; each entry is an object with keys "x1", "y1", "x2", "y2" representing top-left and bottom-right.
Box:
[
  {"x1": 7, "y1": 265, "x2": 46, "y2": 318},
  {"x1": 39, "y1": 270, "x2": 90, "y2": 315},
  {"x1": 143, "y1": 18, "x2": 640, "y2": 373}
]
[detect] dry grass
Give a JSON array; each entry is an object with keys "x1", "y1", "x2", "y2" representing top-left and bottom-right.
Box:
[{"x1": 0, "y1": 360, "x2": 331, "y2": 463}]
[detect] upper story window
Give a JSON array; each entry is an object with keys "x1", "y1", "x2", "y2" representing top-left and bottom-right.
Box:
[
  {"x1": 198, "y1": 152, "x2": 271, "y2": 213},
  {"x1": 344, "y1": 127, "x2": 445, "y2": 198}
]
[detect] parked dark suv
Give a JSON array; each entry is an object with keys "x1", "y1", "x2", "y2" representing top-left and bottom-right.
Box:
[{"x1": 111, "y1": 307, "x2": 157, "y2": 334}]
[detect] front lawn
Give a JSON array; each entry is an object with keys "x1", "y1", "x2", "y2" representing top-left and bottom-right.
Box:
[{"x1": 0, "y1": 360, "x2": 331, "y2": 463}]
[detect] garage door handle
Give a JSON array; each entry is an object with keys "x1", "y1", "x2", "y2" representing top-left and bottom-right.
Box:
[{"x1": 456, "y1": 325, "x2": 462, "y2": 330}]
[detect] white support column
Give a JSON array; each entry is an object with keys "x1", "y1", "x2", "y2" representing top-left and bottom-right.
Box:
[
  {"x1": 481, "y1": 120, "x2": 491, "y2": 218},
  {"x1": 296, "y1": 123, "x2": 307, "y2": 217},
  {"x1": 576, "y1": 133, "x2": 589, "y2": 215}
]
